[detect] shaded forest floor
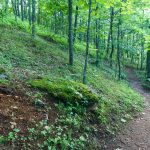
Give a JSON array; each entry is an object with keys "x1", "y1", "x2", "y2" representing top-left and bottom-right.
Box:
[{"x1": 105, "y1": 68, "x2": 150, "y2": 150}]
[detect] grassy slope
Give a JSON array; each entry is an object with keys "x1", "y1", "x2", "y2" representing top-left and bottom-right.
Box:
[
  {"x1": 0, "y1": 23, "x2": 143, "y2": 122},
  {"x1": 0, "y1": 21, "x2": 144, "y2": 148}
]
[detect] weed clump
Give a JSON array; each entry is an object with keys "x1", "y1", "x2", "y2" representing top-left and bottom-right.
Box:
[
  {"x1": 0, "y1": 68, "x2": 5, "y2": 74},
  {"x1": 0, "y1": 68, "x2": 9, "y2": 85}
]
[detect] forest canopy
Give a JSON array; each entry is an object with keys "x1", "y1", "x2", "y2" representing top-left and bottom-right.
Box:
[{"x1": 0, "y1": 0, "x2": 149, "y2": 80}]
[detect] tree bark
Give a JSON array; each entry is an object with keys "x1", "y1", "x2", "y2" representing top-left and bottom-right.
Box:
[
  {"x1": 83, "y1": 0, "x2": 92, "y2": 84},
  {"x1": 68, "y1": 0, "x2": 74, "y2": 65},
  {"x1": 117, "y1": 20, "x2": 121, "y2": 80},
  {"x1": 95, "y1": 18, "x2": 100, "y2": 67},
  {"x1": 21, "y1": 0, "x2": 24, "y2": 21},
  {"x1": 28, "y1": 0, "x2": 31, "y2": 25},
  {"x1": 141, "y1": 39, "x2": 144, "y2": 70},
  {"x1": 73, "y1": 6, "x2": 79, "y2": 43},
  {"x1": 109, "y1": 7, "x2": 114, "y2": 67},
  {"x1": 32, "y1": 0, "x2": 36, "y2": 39},
  {"x1": 37, "y1": 1, "x2": 41, "y2": 25},
  {"x1": 147, "y1": 50, "x2": 150, "y2": 78},
  {"x1": 16, "y1": 0, "x2": 20, "y2": 17},
  {"x1": 5, "y1": 0, "x2": 9, "y2": 13}
]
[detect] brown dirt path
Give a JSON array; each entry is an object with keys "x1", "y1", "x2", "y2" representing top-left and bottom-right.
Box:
[{"x1": 105, "y1": 68, "x2": 150, "y2": 150}]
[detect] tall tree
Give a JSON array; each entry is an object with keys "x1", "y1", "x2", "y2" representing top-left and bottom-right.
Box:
[
  {"x1": 109, "y1": 7, "x2": 115, "y2": 67},
  {"x1": 83, "y1": 0, "x2": 92, "y2": 84},
  {"x1": 32, "y1": 0, "x2": 36, "y2": 38},
  {"x1": 68, "y1": 0, "x2": 73, "y2": 65},
  {"x1": 21, "y1": 0, "x2": 24, "y2": 21},
  {"x1": 28, "y1": 0, "x2": 31, "y2": 25},
  {"x1": 5, "y1": 0, "x2": 8, "y2": 13},
  {"x1": 147, "y1": 50, "x2": 150, "y2": 78},
  {"x1": 73, "y1": 5, "x2": 79, "y2": 43},
  {"x1": 95, "y1": 18, "x2": 100, "y2": 67},
  {"x1": 117, "y1": 12, "x2": 121, "y2": 80}
]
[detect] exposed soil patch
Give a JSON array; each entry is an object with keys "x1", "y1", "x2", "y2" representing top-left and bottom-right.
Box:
[
  {"x1": 0, "y1": 86, "x2": 58, "y2": 136},
  {"x1": 105, "y1": 68, "x2": 150, "y2": 150}
]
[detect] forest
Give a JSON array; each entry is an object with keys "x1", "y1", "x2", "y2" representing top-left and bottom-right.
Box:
[{"x1": 0, "y1": 0, "x2": 150, "y2": 149}]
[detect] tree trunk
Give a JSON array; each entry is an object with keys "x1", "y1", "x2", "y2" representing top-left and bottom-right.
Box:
[
  {"x1": 21, "y1": 0, "x2": 24, "y2": 21},
  {"x1": 78, "y1": 19, "x2": 82, "y2": 42},
  {"x1": 5, "y1": 0, "x2": 9, "y2": 13},
  {"x1": 54, "y1": 12, "x2": 57, "y2": 34},
  {"x1": 141, "y1": 39, "x2": 144, "y2": 70},
  {"x1": 109, "y1": 7, "x2": 114, "y2": 67},
  {"x1": 14, "y1": 0, "x2": 17, "y2": 21},
  {"x1": 37, "y1": 1, "x2": 41, "y2": 25},
  {"x1": 28, "y1": 0, "x2": 31, "y2": 25},
  {"x1": 16, "y1": 0, "x2": 20, "y2": 17},
  {"x1": 68, "y1": 0, "x2": 73, "y2": 65},
  {"x1": 23, "y1": 0, "x2": 27, "y2": 19},
  {"x1": 32, "y1": 0, "x2": 36, "y2": 39},
  {"x1": 106, "y1": 31, "x2": 111, "y2": 57},
  {"x1": 83, "y1": 0, "x2": 92, "y2": 84},
  {"x1": 73, "y1": 6, "x2": 79, "y2": 43},
  {"x1": 117, "y1": 20, "x2": 121, "y2": 80},
  {"x1": 147, "y1": 50, "x2": 150, "y2": 78},
  {"x1": 95, "y1": 18, "x2": 100, "y2": 67}
]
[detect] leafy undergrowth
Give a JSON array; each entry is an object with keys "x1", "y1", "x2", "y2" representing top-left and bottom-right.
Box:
[
  {"x1": 0, "y1": 68, "x2": 9, "y2": 85},
  {"x1": 0, "y1": 20, "x2": 144, "y2": 149}
]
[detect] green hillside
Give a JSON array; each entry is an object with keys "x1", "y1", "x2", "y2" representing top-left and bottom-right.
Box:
[{"x1": 0, "y1": 22, "x2": 144, "y2": 149}]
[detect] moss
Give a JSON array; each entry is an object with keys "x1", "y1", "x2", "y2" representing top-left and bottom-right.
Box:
[{"x1": 30, "y1": 78, "x2": 99, "y2": 106}]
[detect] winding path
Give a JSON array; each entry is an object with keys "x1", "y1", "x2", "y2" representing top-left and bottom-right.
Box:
[{"x1": 105, "y1": 68, "x2": 150, "y2": 150}]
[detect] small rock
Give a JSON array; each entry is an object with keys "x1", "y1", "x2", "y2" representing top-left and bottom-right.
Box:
[
  {"x1": 11, "y1": 106, "x2": 18, "y2": 110},
  {"x1": 34, "y1": 99, "x2": 45, "y2": 108},
  {"x1": 10, "y1": 122, "x2": 17, "y2": 129},
  {"x1": 0, "y1": 74, "x2": 8, "y2": 79}
]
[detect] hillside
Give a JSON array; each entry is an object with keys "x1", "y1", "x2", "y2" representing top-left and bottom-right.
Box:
[{"x1": 0, "y1": 23, "x2": 144, "y2": 149}]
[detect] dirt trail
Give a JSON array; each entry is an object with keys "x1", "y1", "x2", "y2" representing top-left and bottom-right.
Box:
[{"x1": 105, "y1": 68, "x2": 150, "y2": 150}]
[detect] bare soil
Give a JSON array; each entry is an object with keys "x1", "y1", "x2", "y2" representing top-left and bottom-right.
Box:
[
  {"x1": 105, "y1": 68, "x2": 150, "y2": 150},
  {"x1": 0, "y1": 86, "x2": 58, "y2": 136}
]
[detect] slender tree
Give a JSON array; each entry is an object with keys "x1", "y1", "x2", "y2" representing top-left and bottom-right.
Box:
[
  {"x1": 28, "y1": 0, "x2": 31, "y2": 25},
  {"x1": 83, "y1": 0, "x2": 92, "y2": 84},
  {"x1": 16, "y1": 0, "x2": 20, "y2": 17},
  {"x1": 68, "y1": 0, "x2": 73, "y2": 65},
  {"x1": 5, "y1": 0, "x2": 8, "y2": 13},
  {"x1": 32, "y1": 0, "x2": 36, "y2": 38},
  {"x1": 73, "y1": 6, "x2": 79, "y2": 43},
  {"x1": 95, "y1": 18, "x2": 100, "y2": 66},
  {"x1": 141, "y1": 38, "x2": 144, "y2": 70},
  {"x1": 21, "y1": 0, "x2": 24, "y2": 21},
  {"x1": 147, "y1": 50, "x2": 150, "y2": 78},
  {"x1": 117, "y1": 16, "x2": 121, "y2": 80},
  {"x1": 109, "y1": 7, "x2": 115, "y2": 67}
]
